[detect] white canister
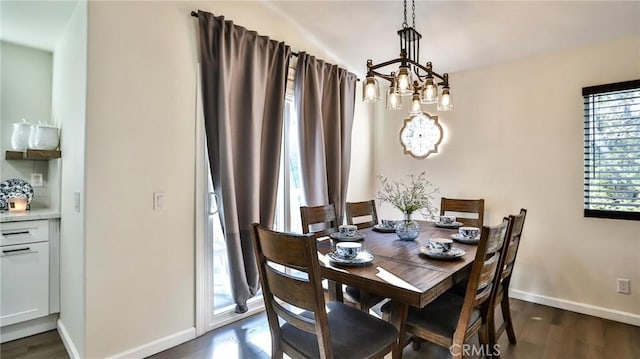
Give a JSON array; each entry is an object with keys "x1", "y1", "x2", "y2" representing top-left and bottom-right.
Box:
[
  {"x1": 30, "y1": 123, "x2": 60, "y2": 150},
  {"x1": 10, "y1": 119, "x2": 32, "y2": 151}
]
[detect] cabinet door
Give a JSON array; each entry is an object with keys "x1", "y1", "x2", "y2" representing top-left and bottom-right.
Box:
[{"x1": 1, "y1": 241, "x2": 49, "y2": 327}]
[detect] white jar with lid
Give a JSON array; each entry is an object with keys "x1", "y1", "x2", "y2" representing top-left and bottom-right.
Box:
[
  {"x1": 10, "y1": 119, "x2": 32, "y2": 151},
  {"x1": 29, "y1": 122, "x2": 60, "y2": 150}
]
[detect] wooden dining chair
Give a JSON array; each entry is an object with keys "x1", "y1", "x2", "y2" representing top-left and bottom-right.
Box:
[
  {"x1": 345, "y1": 200, "x2": 379, "y2": 229},
  {"x1": 300, "y1": 204, "x2": 339, "y2": 237},
  {"x1": 440, "y1": 197, "x2": 485, "y2": 228},
  {"x1": 487, "y1": 209, "x2": 527, "y2": 357},
  {"x1": 300, "y1": 203, "x2": 384, "y2": 313},
  {"x1": 381, "y1": 218, "x2": 511, "y2": 359},
  {"x1": 250, "y1": 223, "x2": 399, "y2": 359}
]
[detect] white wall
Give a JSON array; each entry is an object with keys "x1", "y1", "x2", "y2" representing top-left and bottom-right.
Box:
[
  {"x1": 52, "y1": 1, "x2": 87, "y2": 356},
  {"x1": 0, "y1": 41, "x2": 53, "y2": 208},
  {"x1": 84, "y1": 1, "x2": 369, "y2": 357},
  {"x1": 374, "y1": 36, "x2": 640, "y2": 319}
]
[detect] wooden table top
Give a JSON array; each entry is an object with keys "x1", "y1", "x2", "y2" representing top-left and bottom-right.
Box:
[{"x1": 317, "y1": 221, "x2": 478, "y2": 308}]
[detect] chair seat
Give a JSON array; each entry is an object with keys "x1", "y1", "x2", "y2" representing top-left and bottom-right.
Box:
[
  {"x1": 282, "y1": 301, "x2": 398, "y2": 358},
  {"x1": 381, "y1": 292, "x2": 480, "y2": 338}
]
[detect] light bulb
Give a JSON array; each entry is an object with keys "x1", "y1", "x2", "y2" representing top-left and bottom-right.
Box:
[
  {"x1": 437, "y1": 87, "x2": 452, "y2": 111},
  {"x1": 362, "y1": 75, "x2": 380, "y2": 102},
  {"x1": 421, "y1": 77, "x2": 438, "y2": 104},
  {"x1": 386, "y1": 85, "x2": 402, "y2": 110},
  {"x1": 409, "y1": 93, "x2": 422, "y2": 115},
  {"x1": 396, "y1": 66, "x2": 412, "y2": 95}
]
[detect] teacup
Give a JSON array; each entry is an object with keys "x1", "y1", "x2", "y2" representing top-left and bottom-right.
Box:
[
  {"x1": 429, "y1": 238, "x2": 453, "y2": 253},
  {"x1": 381, "y1": 219, "x2": 396, "y2": 228},
  {"x1": 336, "y1": 242, "x2": 361, "y2": 259},
  {"x1": 339, "y1": 224, "x2": 358, "y2": 237},
  {"x1": 438, "y1": 215, "x2": 456, "y2": 225},
  {"x1": 459, "y1": 226, "x2": 480, "y2": 239}
]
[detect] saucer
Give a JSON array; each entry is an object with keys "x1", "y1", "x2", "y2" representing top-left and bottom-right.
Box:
[
  {"x1": 451, "y1": 233, "x2": 480, "y2": 244},
  {"x1": 372, "y1": 224, "x2": 396, "y2": 233},
  {"x1": 434, "y1": 221, "x2": 464, "y2": 229},
  {"x1": 419, "y1": 246, "x2": 465, "y2": 260},
  {"x1": 327, "y1": 252, "x2": 374, "y2": 266},
  {"x1": 329, "y1": 231, "x2": 366, "y2": 241}
]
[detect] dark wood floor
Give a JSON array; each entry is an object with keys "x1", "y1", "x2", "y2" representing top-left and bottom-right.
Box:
[{"x1": 2, "y1": 299, "x2": 639, "y2": 359}]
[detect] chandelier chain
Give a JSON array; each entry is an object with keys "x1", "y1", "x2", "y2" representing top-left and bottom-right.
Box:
[
  {"x1": 402, "y1": 0, "x2": 408, "y2": 28},
  {"x1": 412, "y1": 0, "x2": 415, "y2": 28}
]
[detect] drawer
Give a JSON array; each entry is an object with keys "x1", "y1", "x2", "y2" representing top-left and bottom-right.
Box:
[
  {"x1": 1, "y1": 241, "x2": 50, "y2": 327},
  {"x1": 0, "y1": 220, "x2": 49, "y2": 246}
]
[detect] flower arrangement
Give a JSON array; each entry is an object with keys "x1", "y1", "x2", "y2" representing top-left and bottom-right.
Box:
[{"x1": 376, "y1": 172, "x2": 439, "y2": 219}]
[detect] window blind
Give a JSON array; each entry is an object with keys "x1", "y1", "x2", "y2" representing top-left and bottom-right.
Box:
[{"x1": 583, "y1": 79, "x2": 640, "y2": 220}]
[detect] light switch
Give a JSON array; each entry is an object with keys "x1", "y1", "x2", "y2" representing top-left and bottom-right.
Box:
[
  {"x1": 153, "y1": 192, "x2": 166, "y2": 211},
  {"x1": 31, "y1": 173, "x2": 44, "y2": 187}
]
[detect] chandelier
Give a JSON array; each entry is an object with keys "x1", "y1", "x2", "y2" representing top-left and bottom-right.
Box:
[{"x1": 362, "y1": 0, "x2": 452, "y2": 113}]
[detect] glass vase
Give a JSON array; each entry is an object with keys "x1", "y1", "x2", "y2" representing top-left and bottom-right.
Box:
[{"x1": 395, "y1": 212, "x2": 420, "y2": 241}]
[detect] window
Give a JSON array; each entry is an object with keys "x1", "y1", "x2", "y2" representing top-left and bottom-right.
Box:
[
  {"x1": 583, "y1": 80, "x2": 640, "y2": 220},
  {"x1": 274, "y1": 63, "x2": 304, "y2": 232}
]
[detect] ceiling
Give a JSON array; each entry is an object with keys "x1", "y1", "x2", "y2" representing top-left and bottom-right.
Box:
[
  {"x1": 1, "y1": 1, "x2": 78, "y2": 51},
  {"x1": 266, "y1": 0, "x2": 640, "y2": 76}
]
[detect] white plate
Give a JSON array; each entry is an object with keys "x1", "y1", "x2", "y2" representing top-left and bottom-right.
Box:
[
  {"x1": 451, "y1": 233, "x2": 480, "y2": 244},
  {"x1": 329, "y1": 231, "x2": 365, "y2": 241},
  {"x1": 419, "y1": 246, "x2": 466, "y2": 260},
  {"x1": 327, "y1": 252, "x2": 374, "y2": 266},
  {"x1": 434, "y1": 221, "x2": 464, "y2": 229},
  {"x1": 372, "y1": 224, "x2": 396, "y2": 233}
]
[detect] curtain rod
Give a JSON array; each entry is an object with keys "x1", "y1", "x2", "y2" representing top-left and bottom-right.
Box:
[
  {"x1": 191, "y1": 11, "x2": 359, "y2": 81},
  {"x1": 190, "y1": 11, "x2": 300, "y2": 57}
]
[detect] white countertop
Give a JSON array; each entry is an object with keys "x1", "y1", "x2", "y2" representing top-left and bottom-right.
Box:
[{"x1": 0, "y1": 209, "x2": 61, "y2": 223}]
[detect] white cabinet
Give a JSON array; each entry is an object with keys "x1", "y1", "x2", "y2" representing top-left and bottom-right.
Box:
[{"x1": 0, "y1": 219, "x2": 58, "y2": 328}]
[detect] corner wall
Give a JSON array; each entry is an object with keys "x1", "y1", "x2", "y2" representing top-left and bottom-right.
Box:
[
  {"x1": 53, "y1": 1, "x2": 87, "y2": 356},
  {"x1": 374, "y1": 36, "x2": 640, "y2": 320}
]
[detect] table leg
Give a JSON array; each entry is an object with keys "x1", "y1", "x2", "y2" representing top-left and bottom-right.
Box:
[
  {"x1": 327, "y1": 280, "x2": 343, "y2": 302},
  {"x1": 389, "y1": 301, "x2": 409, "y2": 359}
]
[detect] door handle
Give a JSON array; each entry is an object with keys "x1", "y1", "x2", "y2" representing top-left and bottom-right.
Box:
[{"x1": 208, "y1": 192, "x2": 220, "y2": 215}]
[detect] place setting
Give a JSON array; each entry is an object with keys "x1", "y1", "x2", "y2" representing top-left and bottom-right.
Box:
[
  {"x1": 372, "y1": 219, "x2": 397, "y2": 233},
  {"x1": 451, "y1": 226, "x2": 481, "y2": 244},
  {"x1": 433, "y1": 215, "x2": 464, "y2": 229},
  {"x1": 329, "y1": 224, "x2": 366, "y2": 241},
  {"x1": 419, "y1": 238, "x2": 466, "y2": 260},
  {"x1": 327, "y1": 242, "x2": 375, "y2": 266}
]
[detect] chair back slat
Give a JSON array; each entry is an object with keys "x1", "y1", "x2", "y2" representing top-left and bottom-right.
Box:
[
  {"x1": 300, "y1": 204, "x2": 338, "y2": 237},
  {"x1": 345, "y1": 200, "x2": 379, "y2": 229},
  {"x1": 272, "y1": 301, "x2": 316, "y2": 334},
  {"x1": 440, "y1": 198, "x2": 485, "y2": 228},
  {"x1": 259, "y1": 230, "x2": 311, "y2": 268},
  {"x1": 264, "y1": 266, "x2": 316, "y2": 312}
]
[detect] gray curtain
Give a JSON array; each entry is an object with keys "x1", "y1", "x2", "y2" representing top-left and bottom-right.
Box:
[
  {"x1": 198, "y1": 11, "x2": 291, "y2": 313},
  {"x1": 294, "y1": 52, "x2": 357, "y2": 222}
]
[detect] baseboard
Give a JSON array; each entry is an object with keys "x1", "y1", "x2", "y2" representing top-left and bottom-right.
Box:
[
  {"x1": 105, "y1": 327, "x2": 196, "y2": 359},
  {"x1": 510, "y1": 289, "x2": 640, "y2": 327},
  {"x1": 0, "y1": 314, "x2": 58, "y2": 343},
  {"x1": 57, "y1": 319, "x2": 81, "y2": 359}
]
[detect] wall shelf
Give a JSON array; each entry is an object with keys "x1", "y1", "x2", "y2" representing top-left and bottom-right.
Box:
[{"x1": 5, "y1": 150, "x2": 61, "y2": 160}]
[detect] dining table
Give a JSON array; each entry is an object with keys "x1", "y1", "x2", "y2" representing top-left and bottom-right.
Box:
[{"x1": 316, "y1": 220, "x2": 479, "y2": 359}]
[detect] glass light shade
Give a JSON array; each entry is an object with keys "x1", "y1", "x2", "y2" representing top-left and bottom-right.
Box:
[
  {"x1": 437, "y1": 87, "x2": 453, "y2": 111},
  {"x1": 409, "y1": 93, "x2": 422, "y2": 115},
  {"x1": 386, "y1": 86, "x2": 402, "y2": 110},
  {"x1": 396, "y1": 66, "x2": 412, "y2": 95},
  {"x1": 420, "y1": 77, "x2": 438, "y2": 104},
  {"x1": 362, "y1": 75, "x2": 380, "y2": 102}
]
